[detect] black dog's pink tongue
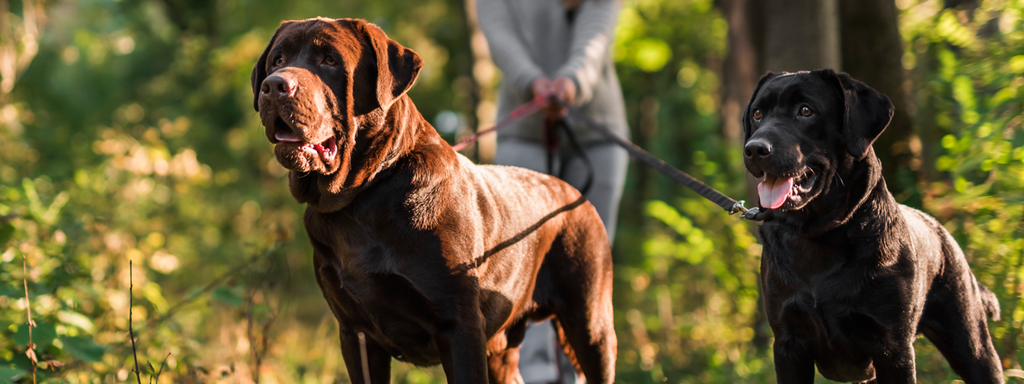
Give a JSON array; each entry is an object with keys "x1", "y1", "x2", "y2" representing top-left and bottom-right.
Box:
[{"x1": 758, "y1": 175, "x2": 794, "y2": 209}]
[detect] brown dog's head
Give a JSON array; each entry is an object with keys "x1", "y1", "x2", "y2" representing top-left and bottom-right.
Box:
[{"x1": 251, "y1": 17, "x2": 423, "y2": 177}]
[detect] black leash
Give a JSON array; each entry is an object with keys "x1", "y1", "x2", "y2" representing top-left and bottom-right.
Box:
[
  {"x1": 449, "y1": 95, "x2": 767, "y2": 221},
  {"x1": 555, "y1": 98, "x2": 763, "y2": 220},
  {"x1": 543, "y1": 118, "x2": 594, "y2": 196}
]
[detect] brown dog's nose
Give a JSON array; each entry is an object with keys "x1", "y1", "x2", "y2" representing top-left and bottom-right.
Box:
[
  {"x1": 744, "y1": 139, "x2": 772, "y2": 160},
  {"x1": 261, "y1": 74, "x2": 295, "y2": 98}
]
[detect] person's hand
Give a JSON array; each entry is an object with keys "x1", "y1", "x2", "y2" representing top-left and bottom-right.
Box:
[
  {"x1": 532, "y1": 77, "x2": 554, "y2": 97},
  {"x1": 550, "y1": 77, "x2": 576, "y2": 107},
  {"x1": 532, "y1": 77, "x2": 576, "y2": 120}
]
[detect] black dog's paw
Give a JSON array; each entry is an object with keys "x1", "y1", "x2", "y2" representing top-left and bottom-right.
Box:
[{"x1": 742, "y1": 207, "x2": 774, "y2": 221}]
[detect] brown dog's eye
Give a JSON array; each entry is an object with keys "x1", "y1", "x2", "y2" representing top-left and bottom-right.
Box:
[
  {"x1": 323, "y1": 56, "x2": 337, "y2": 66},
  {"x1": 273, "y1": 56, "x2": 284, "y2": 67},
  {"x1": 752, "y1": 109, "x2": 762, "y2": 120},
  {"x1": 800, "y1": 106, "x2": 813, "y2": 117}
]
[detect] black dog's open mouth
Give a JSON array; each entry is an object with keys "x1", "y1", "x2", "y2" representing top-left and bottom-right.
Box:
[
  {"x1": 757, "y1": 169, "x2": 816, "y2": 209},
  {"x1": 271, "y1": 117, "x2": 338, "y2": 163}
]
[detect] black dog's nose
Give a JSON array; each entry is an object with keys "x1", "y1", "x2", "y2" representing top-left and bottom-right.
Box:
[
  {"x1": 744, "y1": 139, "x2": 772, "y2": 160},
  {"x1": 261, "y1": 75, "x2": 295, "y2": 97}
]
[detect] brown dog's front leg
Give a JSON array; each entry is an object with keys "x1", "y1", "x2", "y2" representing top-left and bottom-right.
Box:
[
  {"x1": 488, "y1": 347, "x2": 524, "y2": 384},
  {"x1": 437, "y1": 310, "x2": 489, "y2": 384},
  {"x1": 339, "y1": 330, "x2": 392, "y2": 384}
]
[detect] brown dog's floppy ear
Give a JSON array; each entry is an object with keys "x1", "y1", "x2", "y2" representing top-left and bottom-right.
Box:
[
  {"x1": 251, "y1": 23, "x2": 288, "y2": 112},
  {"x1": 359, "y1": 22, "x2": 424, "y2": 110},
  {"x1": 742, "y1": 72, "x2": 777, "y2": 143},
  {"x1": 821, "y1": 70, "x2": 895, "y2": 160}
]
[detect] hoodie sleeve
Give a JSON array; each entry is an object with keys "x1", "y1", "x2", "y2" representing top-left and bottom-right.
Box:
[
  {"x1": 555, "y1": 0, "x2": 621, "y2": 105},
  {"x1": 477, "y1": 0, "x2": 547, "y2": 100}
]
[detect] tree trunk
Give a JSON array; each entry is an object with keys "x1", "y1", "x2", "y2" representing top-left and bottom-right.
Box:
[
  {"x1": 719, "y1": 0, "x2": 758, "y2": 144},
  {"x1": 840, "y1": 0, "x2": 918, "y2": 194},
  {"x1": 723, "y1": 0, "x2": 841, "y2": 356},
  {"x1": 460, "y1": 0, "x2": 499, "y2": 163},
  {"x1": 764, "y1": 0, "x2": 841, "y2": 72},
  {"x1": 719, "y1": 0, "x2": 773, "y2": 354}
]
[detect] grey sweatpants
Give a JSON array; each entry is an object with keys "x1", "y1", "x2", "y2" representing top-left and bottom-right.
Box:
[{"x1": 494, "y1": 137, "x2": 628, "y2": 384}]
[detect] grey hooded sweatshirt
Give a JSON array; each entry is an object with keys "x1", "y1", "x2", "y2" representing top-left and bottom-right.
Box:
[{"x1": 477, "y1": 0, "x2": 629, "y2": 143}]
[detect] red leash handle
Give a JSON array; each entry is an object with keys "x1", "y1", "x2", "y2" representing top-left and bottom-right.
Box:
[{"x1": 451, "y1": 95, "x2": 549, "y2": 151}]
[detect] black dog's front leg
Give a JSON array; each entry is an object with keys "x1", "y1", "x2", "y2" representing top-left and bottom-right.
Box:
[
  {"x1": 774, "y1": 336, "x2": 815, "y2": 384},
  {"x1": 339, "y1": 330, "x2": 392, "y2": 384},
  {"x1": 869, "y1": 343, "x2": 917, "y2": 384},
  {"x1": 437, "y1": 306, "x2": 489, "y2": 384}
]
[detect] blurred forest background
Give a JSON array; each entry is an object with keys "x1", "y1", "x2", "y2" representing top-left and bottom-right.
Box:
[{"x1": 0, "y1": 0, "x2": 1022, "y2": 382}]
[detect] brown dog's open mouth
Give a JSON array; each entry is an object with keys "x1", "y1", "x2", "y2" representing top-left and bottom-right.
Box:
[
  {"x1": 757, "y1": 169, "x2": 816, "y2": 209},
  {"x1": 274, "y1": 126, "x2": 338, "y2": 163}
]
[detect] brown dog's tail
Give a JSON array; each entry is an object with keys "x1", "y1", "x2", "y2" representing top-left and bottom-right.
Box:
[{"x1": 978, "y1": 282, "x2": 1001, "y2": 322}]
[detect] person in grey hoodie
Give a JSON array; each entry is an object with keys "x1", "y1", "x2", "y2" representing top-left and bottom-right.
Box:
[{"x1": 477, "y1": 0, "x2": 627, "y2": 383}]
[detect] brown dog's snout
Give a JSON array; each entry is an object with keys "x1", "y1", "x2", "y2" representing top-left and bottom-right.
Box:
[
  {"x1": 261, "y1": 74, "x2": 296, "y2": 99},
  {"x1": 744, "y1": 138, "x2": 772, "y2": 160}
]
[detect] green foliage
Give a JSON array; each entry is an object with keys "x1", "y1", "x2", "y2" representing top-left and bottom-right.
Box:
[
  {"x1": 1, "y1": 0, "x2": 468, "y2": 381},
  {"x1": 898, "y1": 0, "x2": 1024, "y2": 379},
  {"x1": 0, "y1": 0, "x2": 1022, "y2": 382}
]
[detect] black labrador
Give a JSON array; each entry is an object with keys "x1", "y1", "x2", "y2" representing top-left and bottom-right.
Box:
[{"x1": 742, "y1": 70, "x2": 1003, "y2": 383}]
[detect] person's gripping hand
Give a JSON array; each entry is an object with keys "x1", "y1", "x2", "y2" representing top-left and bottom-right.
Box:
[{"x1": 532, "y1": 77, "x2": 577, "y2": 120}]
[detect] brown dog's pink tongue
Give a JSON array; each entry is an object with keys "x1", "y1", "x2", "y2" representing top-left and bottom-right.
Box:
[
  {"x1": 275, "y1": 131, "x2": 301, "y2": 143},
  {"x1": 758, "y1": 175, "x2": 794, "y2": 209}
]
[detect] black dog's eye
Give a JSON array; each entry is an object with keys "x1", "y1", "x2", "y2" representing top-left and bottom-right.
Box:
[
  {"x1": 323, "y1": 56, "x2": 337, "y2": 66},
  {"x1": 272, "y1": 56, "x2": 284, "y2": 67},
  {"x1": 800, "y1": 106, "x2": 813, "y2": 117},
  {"x1": 752, "y1": 109, "x2": 762, "y2": 120}
]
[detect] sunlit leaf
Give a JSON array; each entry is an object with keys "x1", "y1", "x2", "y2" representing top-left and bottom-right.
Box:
[
  {"x1": 57, "y1": 311, "x2": 95, "y2": 333},
  {"x1": 632, "y1": 38, "x2": 672, "y2": 72}
]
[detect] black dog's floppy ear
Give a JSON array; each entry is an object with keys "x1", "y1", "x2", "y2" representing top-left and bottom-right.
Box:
[
  {"x1": 824, "y1": 71, "x2": 895, "y2": 159},
  {"x1": 251, "y1": 23, "x2": 288, "y2": 112},
  {"x1": 360, "y1": 22, "x2": 424, "y2": 110},
  {"x1": 742, "y1": 72, "x2": 778, "y2": 142}
]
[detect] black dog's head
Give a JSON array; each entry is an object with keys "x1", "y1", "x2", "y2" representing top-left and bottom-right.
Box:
[
  {"x1": 742, "y1": 70, "x2": 894, "y2": 213},
  {"x1": 251, "y1": 17, "x2": 423, "y2": 176}
]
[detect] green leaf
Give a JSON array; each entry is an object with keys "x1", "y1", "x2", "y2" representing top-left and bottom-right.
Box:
[
  {"x1": 0, "y1": 365, "x2": 26, "y2": 382},
  {"x1": 211, "y1": 286, "x2": 243, "y2": 307},
  {"x1": 10, "y1": 353, "x2": 33, "y2": 373},
  {"x1": 0, "y1": 222, "x2": 13, "y2": 248},
  {"x1": 0, "y1": 284, "x2": 18, "y2": 297},
  {"x1": 13, "y1": 321, "x2": 57, "y2": 348},
  {"x1": 59, "y1": 336, "x2": 107, "y2": 363}
]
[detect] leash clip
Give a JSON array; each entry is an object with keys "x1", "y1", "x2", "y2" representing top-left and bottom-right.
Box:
[
  {"x1": 732, "y1": 200, "x2": 771, "y2": 222},
  {"x1": 729, "y1": 200, "x2": 748, "y2": 215}
]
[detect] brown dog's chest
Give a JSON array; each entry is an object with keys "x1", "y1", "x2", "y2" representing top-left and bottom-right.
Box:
[
  {"x1": 305, "y1": 205, "x2": 531, "y2": 366},
  {"x1": 313, "y1": 245, "x2": 451, "y2": 365}
]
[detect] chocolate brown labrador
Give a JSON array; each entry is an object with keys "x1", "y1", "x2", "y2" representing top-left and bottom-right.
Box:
[
  {"x1": 743, "y1": 70, "x2": 1003, "y2": 383},
  {"x1": 250, "y1": 18, "x2": 616, "y2": 384}
]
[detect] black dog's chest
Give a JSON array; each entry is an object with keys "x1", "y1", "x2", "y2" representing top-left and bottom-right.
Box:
[
  {"x1": 762, "y1": 224, "x2": 912, "y2": 382},
  {"x1": 767, "y1": 273, "x2": 885, "y2": 381}
]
